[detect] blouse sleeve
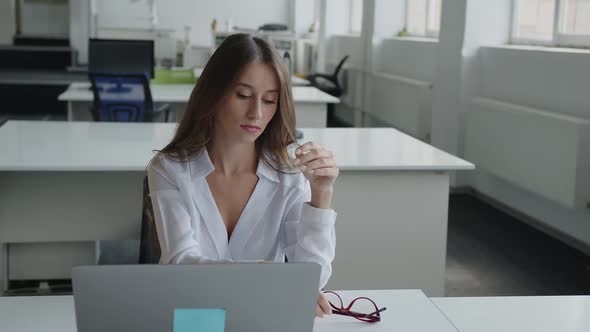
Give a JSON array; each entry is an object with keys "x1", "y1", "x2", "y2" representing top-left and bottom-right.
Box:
[{"x1": 281, "y1": 179, "x2": 337, "y2": 289}]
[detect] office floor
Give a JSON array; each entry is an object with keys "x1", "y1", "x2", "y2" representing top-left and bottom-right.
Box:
[{"x1": 446, "y1": 193, "x2": 590, "y2": 297}]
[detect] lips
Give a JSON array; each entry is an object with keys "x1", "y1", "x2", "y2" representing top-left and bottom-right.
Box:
[{"x1": 240, "y1": 125, "x2": 261, "y2": 133}]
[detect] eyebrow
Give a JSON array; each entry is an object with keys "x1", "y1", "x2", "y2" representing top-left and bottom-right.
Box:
[{"x1": 236, "y1": 82, "x2": 279, "y2": 93}]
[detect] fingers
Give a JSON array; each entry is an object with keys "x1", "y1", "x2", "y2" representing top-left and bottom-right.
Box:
[
  {"x1": 299, "y1": 156, "x2": 336, "y2": 172},
  {"x1": 295, "y1": 148, "x2": 332, "y2": 165},
  {"x1": 305, "y1": 167, "x2": 339, "y2": 177},
  {"x1": 318, "y1": 293, "x2": 332, "y2": 316},
  {"x1": 294, "y1": 142, "x2": 335, "y2": 169},
  {"x1": 295, "y1": 141, "x2": 319, "y2": 155},
  {"x1": 295, "y1": 142, "x2": 330, "y2": 159},
  {"x1": 316, "y1": 304, "x2": 325, "y2": 318}
]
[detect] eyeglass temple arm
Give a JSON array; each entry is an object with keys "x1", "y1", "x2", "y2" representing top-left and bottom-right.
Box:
[{"x1": 332, "y1": 306, "x2": 386, "y2": 318}]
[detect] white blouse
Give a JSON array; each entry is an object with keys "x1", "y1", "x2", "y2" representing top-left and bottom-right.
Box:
[{"x1": 147, "y1": 149, "x2": 337, "y2": 288}]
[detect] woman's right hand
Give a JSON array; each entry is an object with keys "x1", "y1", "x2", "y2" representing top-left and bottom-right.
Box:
[{"x1": 316, "y1": 291, "x2": 332, "y2": 318}]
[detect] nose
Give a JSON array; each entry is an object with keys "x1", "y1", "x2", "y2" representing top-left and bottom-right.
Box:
[{"x1": 247, "y1": 97, "x2": 263, "y2": 120}]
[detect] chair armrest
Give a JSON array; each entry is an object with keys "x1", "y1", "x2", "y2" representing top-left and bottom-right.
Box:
[
  {"x1": 313, "y1": 73, "x2": 336, "y2": 81},
  {"x1": 307, "y1": 73, "x2": 338, "y2": 86}
]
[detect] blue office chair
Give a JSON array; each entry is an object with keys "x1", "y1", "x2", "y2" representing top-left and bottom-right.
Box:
[{"x1": 89, "y1": 73, "x2": 171, "y2": 122}]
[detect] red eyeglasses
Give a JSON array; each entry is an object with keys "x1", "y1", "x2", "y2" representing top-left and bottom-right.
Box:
[{"x1": 322, "y1": 291, "x2": 386, "y2": 323}]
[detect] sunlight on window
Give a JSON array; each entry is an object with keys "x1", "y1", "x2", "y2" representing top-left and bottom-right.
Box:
[
  {"x1": 407, "y1": 0, "x2": 428, "y2": 36},
  {"x1": 428, "y1": 0, "x2": 442, "y2": 34},
  {"x1": 407, "y1": 0, "x2": 441, "y2": 37},
  {"x1": 350, "y1": 0, "x2": 363, "y2": 34},
  {"x1": 560, "y1": 0, "x2": 590, "y2": 34},
  {"x1": 514, "y1": 0, "x2": 556, "y2": 41}
]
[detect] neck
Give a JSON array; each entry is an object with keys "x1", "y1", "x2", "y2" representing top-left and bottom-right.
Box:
[{"x1": 207, "y1": 139, "x2": 257, "y2": 177}]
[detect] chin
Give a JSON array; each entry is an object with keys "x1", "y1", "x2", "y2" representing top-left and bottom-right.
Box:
[{"x1": 237, "y1": 133, "x2": 261, "y2": 144}]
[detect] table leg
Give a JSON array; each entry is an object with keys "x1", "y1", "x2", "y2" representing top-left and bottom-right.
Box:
[
  {"x1": 67, "y1": 102, "x2": 73, "y2": 122},
  {"x1": 294, "y1": 103, "x2": 327, "y2": 128}
]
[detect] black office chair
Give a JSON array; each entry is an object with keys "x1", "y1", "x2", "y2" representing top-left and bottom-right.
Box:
[
  {"x1": 89, "y1": 73, "x2": 171, "y2": 123},
  {"x1": 138, "y1": 176, "x2": 161, "y2": 264},
  {"x1": 306, "y1": 55, "x2": 349, "y2": 126},
  {"x1": 306, "y1": 55, "x2": 349, "y2": 98}
]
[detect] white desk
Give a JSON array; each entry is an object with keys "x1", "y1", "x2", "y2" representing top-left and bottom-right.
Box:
[
  {"x1": 0, "y1": 290, "x2": 460, "y2": 332},
  {"x1": 4, "y1": 290, "x2": 587, "y2": 332},
  {"x1": 58, "y1": 83, "x2": 338, "y2": 127},
  {"x1": 291, "y1": 75, "x2": 311, "y2": 86},
  {"x1": 0, "y1": 121, "x2": 473, "y2": 296},
  {"x1": 0, "y1": 70, "x2": 88, "y2": 86},
  {"x1": 432, "y1": 296, "x2": 590, "y2": 332}
]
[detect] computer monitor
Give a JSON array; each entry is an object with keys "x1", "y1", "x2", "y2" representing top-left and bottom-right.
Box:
[{"x1": 88, "y1": 38, "x2": 155, "y2": 78}]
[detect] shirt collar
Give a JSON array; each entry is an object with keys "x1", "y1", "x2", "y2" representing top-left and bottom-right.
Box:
[{"x1": 190, "y1": 148, "x2": 280, "y2": 183}]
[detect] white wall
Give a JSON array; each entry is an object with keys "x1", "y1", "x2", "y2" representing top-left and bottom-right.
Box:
[
  {"x1": 323, "y1": 0, "x2": 590, "y2": 251},
  {"x1": 91, "y1": 0, "x2": 289, "y2": 46},
  {"x1": 95, "y1": 0, "x2": 153, "y2": 30},
  {"x1": 480, "y1": 46, "x2": 590, "y2": 120},
  {"x1": 0, "y1": 0, "x2": 16, "y2": 44},
  {"x1": 326, "y1": 35, "x2": 362, "y2": 66},
  {"x1": 373, "y1": 0, "x2": 404, "y2": 39},
  {"x1": 325, "y1": 0, "x2": 350, "y2": 36},
  {"x1": 378, "y1": 38, "x2": 437, "y2": 81},
  {"x1": 326, "y1": 0, "x2": 438, "y2": 136},
  {"x1": 431, "y1": 0, "x2": 511, "y2": 156},
  {"x1": 433, "y1": 0, "x2": 590, "y2": 252},
  {"x1": 151, "y1": 0, "x2": 289, "y2": 46},
  {"x1": 324, "y1": 0, "x2": 353, "y2": 65},
  {"x1": 20, "y1": 0, "x2": 69, "y2": 36},
  {"x1": 294, "y1": 0, "x2": 317, "y2": 34},
  {"x1": 70, "y1": 0, "x2": 90, "y2": 64}
]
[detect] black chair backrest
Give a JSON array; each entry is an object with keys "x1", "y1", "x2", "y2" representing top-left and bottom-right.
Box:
[
  {"x1": 331, "y1": 55, "x2": 349, "y2": 79},
  {"x1": 139, "y1": 175, "x2": 161, "y2": 264}
]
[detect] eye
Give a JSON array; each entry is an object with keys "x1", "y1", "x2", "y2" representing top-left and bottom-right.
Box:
[
  {"x1": 236, "y1": 93, "x2": 251, "y2": 99},
  {"x1": 263, "y1": 99, "x2": 277, "y2": 105}
]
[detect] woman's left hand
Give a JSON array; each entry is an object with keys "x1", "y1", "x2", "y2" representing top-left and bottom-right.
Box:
[{"x1": 294, "y1": 142, "x2": 339, "y2": 192}]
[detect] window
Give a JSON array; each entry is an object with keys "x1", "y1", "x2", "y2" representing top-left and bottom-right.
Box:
[
  {"x1": 406, "y1": 0, "x2": 442, "y2": 37},
  {"x1": 512, "y1": 0, "x2": 590, "y2": 47},
  {"x1": 350, "y1": 0, "x2": 363, "y2": 34}
]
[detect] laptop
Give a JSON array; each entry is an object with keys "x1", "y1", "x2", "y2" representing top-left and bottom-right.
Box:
[{"x1": 72, "y1": 263, "x2": 321, "y2": 332}]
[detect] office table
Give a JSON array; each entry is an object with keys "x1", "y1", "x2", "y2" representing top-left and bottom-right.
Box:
[
  {"x1": 432, "y1": 296, "x2": 590, "y2": 332},
  {"x1": 0, "y1": 69, "x2": 88, "y2": 86},
  {"x1": 291, "y1": 75, "x2": 311, "y2": 86},
  {"x1": 0, "y1": 289, "x2": 460, "y2": 332},
  {"x1": 0, "y1": 121, "x2": 473, "y2": 296},
  {"x1": 58, "y1": 83, "x2": 338, "y2": 127}
]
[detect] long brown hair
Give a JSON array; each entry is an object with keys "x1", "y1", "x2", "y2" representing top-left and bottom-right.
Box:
[{"x1": 155, "y1": 33, "x2": 297, "y2": 171}]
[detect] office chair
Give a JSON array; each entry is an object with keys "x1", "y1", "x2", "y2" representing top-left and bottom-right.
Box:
[
  {"x1": 306, "y1": 55, "x2": 349, "y2": 126},
  {"x1": 89, "y1": 73, "x2": 171, "y2": 122},
  {"x1": 306, "y1": 55, "x2": 349, "y2": 98},
  {"x1": 139, "y1": 175, "x2": 161, "y2": 264}
]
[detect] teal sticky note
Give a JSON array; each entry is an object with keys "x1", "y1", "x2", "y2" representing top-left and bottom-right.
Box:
[{"x1": 173, "y1": 308, "x2": 226, "y2": 332}]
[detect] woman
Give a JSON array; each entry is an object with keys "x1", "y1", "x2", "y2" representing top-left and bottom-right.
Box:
[{"x1": 147, "y1": 34, "x2": 338, "y2": 317}]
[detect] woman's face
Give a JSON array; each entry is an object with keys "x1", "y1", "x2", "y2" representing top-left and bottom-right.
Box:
[{"x1": 214, "y1": 61, "x2": 280, "y2": 144}]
